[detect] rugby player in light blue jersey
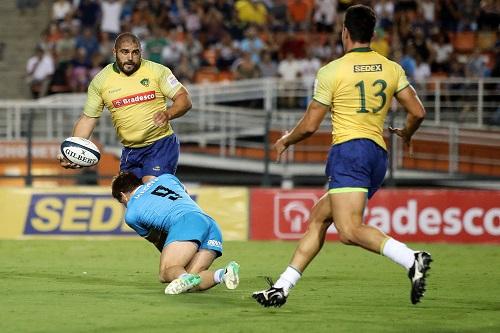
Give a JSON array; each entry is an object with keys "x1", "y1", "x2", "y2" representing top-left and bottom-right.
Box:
[{"x1": 111, "y1": 172, "x2": 240, "y2": 295}]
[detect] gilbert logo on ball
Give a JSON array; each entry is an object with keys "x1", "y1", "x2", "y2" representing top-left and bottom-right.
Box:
[{"x1": 60, "y1": 137, "x2": 101, "y2": 167}]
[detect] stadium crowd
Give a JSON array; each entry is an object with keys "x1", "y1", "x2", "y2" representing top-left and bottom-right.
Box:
[{"x1": 25, "y1": 0, "x2": 500, "y2": 99}]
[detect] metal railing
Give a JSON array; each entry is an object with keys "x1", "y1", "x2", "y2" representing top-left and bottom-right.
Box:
[{"x1": 0, "y1": 77, "x2": 499, "y2": 185}]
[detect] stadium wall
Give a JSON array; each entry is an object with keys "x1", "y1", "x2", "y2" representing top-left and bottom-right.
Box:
[{"x1": 1, "y1": 187, "x2": 499, "y2": 244}]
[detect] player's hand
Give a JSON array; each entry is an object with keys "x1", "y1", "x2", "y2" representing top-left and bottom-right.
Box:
[
  {"x1": 57, "y1": 153, "x2": 82, "y2": 169},
  {"x1": 274, "y1": 132, "x2": 290, "y2": 163},
  {"x1": 389, "y1": 127, "x2": 414, "y2": 158},
  {"x1": 153, "y1": 110, "x2": 170, "y2": 127}
]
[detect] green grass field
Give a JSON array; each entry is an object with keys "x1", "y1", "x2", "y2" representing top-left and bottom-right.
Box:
[{"x1": 0, "y1": 240, "x2": 499, "y2": 333}]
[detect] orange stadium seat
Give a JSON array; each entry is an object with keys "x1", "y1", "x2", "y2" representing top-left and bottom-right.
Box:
[
  {"x1": 217, "y1": 71, "x2": 234, "y2": 82},
  {"x1": 194, "y1": 67, "x2": 218, "y2": 83},
  {"x1": 451, "y1": 31, "x2": 476, "y2": 53}
]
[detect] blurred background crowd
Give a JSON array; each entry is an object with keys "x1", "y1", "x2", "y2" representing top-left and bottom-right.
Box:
[{"x1": 21, "y1": 0, "x2": 500, "y2": 99}]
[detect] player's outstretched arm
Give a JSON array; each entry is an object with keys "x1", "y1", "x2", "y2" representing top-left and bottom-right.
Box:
[
  {"x1": 391, "y1": 85, "x2": 426, "y2": 147},
  {"x1": 58, "y1": 115, "x2": 98, "y2": 169},
  {"x1": 274, "y1": 100, "x2": 329, "y2": 162}
]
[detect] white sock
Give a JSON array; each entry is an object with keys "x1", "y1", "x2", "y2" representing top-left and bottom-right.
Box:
[
  {"x1": 274, "y1": 266, "x2": 302, "y2": 293},
  {"x1": 381, "y1": 238, "x2": 415, "y2": 270},
  {"x1": 178, "y1": 273, "x2": 189, "y2": 279},
  {"x1": 213, "y1": 269, "x2": 224, "y2": 284}
]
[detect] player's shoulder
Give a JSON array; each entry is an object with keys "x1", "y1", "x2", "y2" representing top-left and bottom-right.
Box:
[
  {"x1": 317, "y1": 57, "x2": 342, "y2": 76},
  {"x1": 141, "y1": 59, "x2": 172, "y2": 75},
  {"x1": 89, "y1": 63, "x2": 114, "y2": 86},
  {"x1": 372, "y1": 51, "x2": 404, "y2": 71}
]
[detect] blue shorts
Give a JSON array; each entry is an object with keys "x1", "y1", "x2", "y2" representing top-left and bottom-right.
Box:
[
  {"x1": 325, "y1": 139, "x2": 387, "y2": 199},
  {"x1": 120, "y1": 134, "x2": 179, "y2": 179},
  {"x1": 165, "y1": 212, "x2": 223, "y2": 257}
]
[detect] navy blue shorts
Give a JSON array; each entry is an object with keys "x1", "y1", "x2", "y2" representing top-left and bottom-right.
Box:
[
  {"x1": 165, "y1": 212, "x2": 223, "y2": 257},
  {"x1": 120, "y1": 134, "x2": 180, "y2": 179},
  {"x1": 325, "y1": 139, "x2": 387, "y2": 199}
]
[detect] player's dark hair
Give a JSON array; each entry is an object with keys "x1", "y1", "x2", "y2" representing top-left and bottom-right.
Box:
[
  {"x1": 114, "y1": 32, "x2": 141, "y2": 49},
  {"x1": 344, "y1": 5, "x2": 376, "y2": 43},
  {"x1": 111, "y1": 172, "x2": 142, "y2": 202}
]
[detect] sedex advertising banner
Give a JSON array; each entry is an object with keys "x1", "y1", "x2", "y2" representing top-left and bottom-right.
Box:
[
  {"x1": 250, "y1": 188, "x2": 500, "y2": 243},
  {"x1": 0, "y1": 186, "x2": 248, "y2": 240}
]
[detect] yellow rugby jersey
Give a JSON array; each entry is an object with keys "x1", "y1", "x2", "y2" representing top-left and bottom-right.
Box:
[
  {"x1": 83, "y1": 59, "x2": 184, "y2": 148},
  {"x1": 313, "y1": 47, "x2": 409, "y2": 150}
]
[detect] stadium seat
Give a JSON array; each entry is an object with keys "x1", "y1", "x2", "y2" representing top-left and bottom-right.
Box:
[
  {"x1": 451, "y1": 31, "x2": 476, "y2": 53},
  {"x1": 194, "y1": 67, "x2": 219, "y2": 83},
  {"x1": 217, "y1": 71, "x2": 234, "y2": 82},
  {"x1": 476, "y1": 31, "x2": 497, "y2": 51}
]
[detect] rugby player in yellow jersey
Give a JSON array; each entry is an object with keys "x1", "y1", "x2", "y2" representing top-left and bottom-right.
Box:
[
  {"x1": 58, "y1": 32, "x2": 192, "y2": 183},
  {"x1": 253, "y1": 5, "x2": 432, "y2": 307}
]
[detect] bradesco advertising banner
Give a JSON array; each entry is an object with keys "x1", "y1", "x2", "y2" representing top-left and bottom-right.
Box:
[
  {"x1": 0, "y1": 187, "x2": 248, "y2": 240},
  {"x1": 250, "y1": 189, "x2": 500, "y2": 243}
]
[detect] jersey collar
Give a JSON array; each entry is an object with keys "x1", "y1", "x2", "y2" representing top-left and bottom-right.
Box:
[{"x1": 347, "y1": 47, "x2": 372, "y2": 53}]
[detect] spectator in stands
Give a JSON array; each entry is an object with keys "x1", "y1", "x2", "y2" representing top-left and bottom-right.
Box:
[
  {"x1": 313, "y1": 0, "x2": 337, "y2": 32},
  {"x1": 269, "y1": 0, "x2": 289, "y2": 32},
  {"x1": 182, "y1": 2, "x2": 203, "y2": 35},
  {"x1": 478, "y1": 0, "x2": 500, "y2": 31},
  {"x1": 259, "y1": 51, "x2": 278, "y2": 78},
  {"x1": 45, "y1": 23, "x2": 64, "y2": 49},
  {"x1": 429, "y1": 31, "x2": 453, "y2": 73},
  {"x1": 374, "y1": 0, "x2": 394, "y2": 29},
  {"x1": 411, "y1": 27, "x2": 432, "y2": 63},
  {"x1": 287, "y1": 0, "x2": 312, "y2": 31},
  {"x1": 129, "y1": 1, "x2": 152, "y2": 40},
  {"x1": 300, "y1": 49, "x2": 321, "y2": 90},
  {"x1": 413, "y1": 54, "x2": 432, "y2": 91},
  {"x1": 69, "y1": 47, "x2": 90, "y2": 92},
  {"x1": 174, "y1": 54, "x2": 195, "y2": 83},
  {"x1": 439, "y1": 0, "x2": 460, "y2": 32},
  {"x1": 466, "y1": 49, "x2": 489, "y2": 78},
  {"x1": 183, "y1": 32, "x2": 203, "y2": 70},
  {"x1": 419, "y1": 0, "x2": 436, "y2": 24},
  {"x1": 75, "y1": 27, "x2": 99, "y2": 64},
  {"x1": 98, "y1": 31, "x2": 115, "y2": 63},
  {"x1": 144, "y1": 27, "x2": 168, "y2": 64},
  {"x1": 233, "y1": 52, "x2": 261, "y2": 80},
  {"x1": 76, "y1": 0, "x2": 100, "y2": 29},
  {"x1": 400, "y1": 44, "x2": 417, "y2": 82},
  {"x1": 161, "y1": 30, "x2": 184, "y2": 69},
  {"x1": 25, "y1": 46, "x2": 55, "y2": 99},
  {"x1": 280, "y1": 31, "x2": 306, "y2": 59},
  {"x1": 55, "y1": 28, "x2": 76, "y2": 64},
  {"x1": 201, "y1": 4, "x2": 227, "y2": 46},
  {"x1": 278, "y1": 52, "x2": 302, "y2": 107},
  {"x1": 234, "y1": 0, "x2": 268, "y2": 27},
  {"x1": 370, "y1": 28, "x2": 390, "y2": 58},
  {"x1": 100, "y1": 0, "x2": 124, "y2": 40},
  {"x1": 88, "y1": 53, "x2": 104, "y2": 79},
  {"x1": 215, "y1": 33, "x2": 238, "y2": 71},
  {"x1": 52, "y1": 0, "x2": 73, "y2": 23},
  {"x1": 239, "y1": 26, "x2": 266, "y2": 65}
]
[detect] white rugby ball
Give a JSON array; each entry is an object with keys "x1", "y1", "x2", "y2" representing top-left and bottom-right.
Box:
[{"x1": 60, "y1": 137, "x2": 101, "y2": 167}]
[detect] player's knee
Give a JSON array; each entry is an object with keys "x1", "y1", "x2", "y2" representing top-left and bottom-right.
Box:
[
  {"x1": 337, "y1": 227, "x2": 357, "y2": 245},
  {"x1": 158, "y1": 267, "x2": 171, "y2": 283}
]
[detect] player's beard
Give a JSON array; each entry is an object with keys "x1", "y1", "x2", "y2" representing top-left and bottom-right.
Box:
[{"x1": 117, "y1": 58, "x2": 141, "y2": 75}]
